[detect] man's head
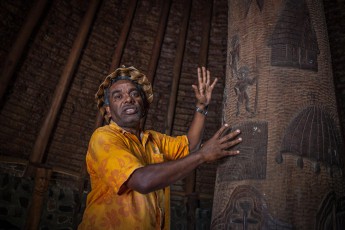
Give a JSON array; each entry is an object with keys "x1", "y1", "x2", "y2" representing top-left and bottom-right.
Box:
[{"x1": 96, "y1": 66, "x2": 153, "y2": 124}]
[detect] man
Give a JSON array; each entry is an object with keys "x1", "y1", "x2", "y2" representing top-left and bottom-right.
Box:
[{"x1": 78, "y1": 66, "x2": 242, "y2": 229}]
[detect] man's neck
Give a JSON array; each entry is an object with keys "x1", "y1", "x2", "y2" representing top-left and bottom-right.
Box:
[
  {"x1": 110, "y1": 120, "x2": 142, "y2": 140},
  {"x1": 123, "y1": 126, "x2": 140, "y2": 135},
  {"x1": 121, "y1": 125, "x2": 142, "y2": 141}
]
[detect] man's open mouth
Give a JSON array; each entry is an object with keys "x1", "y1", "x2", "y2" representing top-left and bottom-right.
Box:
[{"x1": 123, "y1": 107, "x2": 137, "y2": 115}]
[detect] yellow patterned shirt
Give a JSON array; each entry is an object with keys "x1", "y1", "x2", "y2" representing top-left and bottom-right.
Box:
[{"x1": 78, "y1": 121, "x2": 189, "y2": 230}]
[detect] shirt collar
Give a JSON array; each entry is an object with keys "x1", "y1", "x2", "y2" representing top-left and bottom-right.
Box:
[
  {"x1": 109, "y1": 120, "x2": 128, "y2": 134},
  {"x1": 109, "y1": 120, "x2": 151, "y2": 143}
]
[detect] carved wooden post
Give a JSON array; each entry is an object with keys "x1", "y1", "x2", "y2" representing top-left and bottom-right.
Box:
[
  {"x1": 24, "y1": 167, "x2": 52, "y2": 230},
  {"x1": 211, "y1": 0, "x2": 345, "y2": 229}
]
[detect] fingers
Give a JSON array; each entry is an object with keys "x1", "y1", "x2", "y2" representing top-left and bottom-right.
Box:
[
  {"x1": 202, "y1": 67, "x2": 207, "y2": 84},
  {"x1": 202, "y1": 67, "x2": 211, "y2": 86},
  {"x1": 197, "y1": 67, "x2": 206, "y2": 95},
  {"x1": 206, "y1": 69, "x2": 210, "y2": 85},
  {"x1": 200, "y1": 125, "x2": 242, "y2": 162},
  {"x1": 224, "y1": 150, "x2": 240, "y2": 156},
  {"x1": 220, "y1": 137, "x2": 242, "y2": 150},
  {"x1": 197, "y1": 67, "x2": 202, "y2": 87},
  {"x1": 214, "y1": 124, "x2": 242, "y2": 152},
  {"x1": 219, "y1": 129, "x2": 241, "y2": 144},
  {"x1": 210, "y1": 77, "x2": 218, "y2": 89},
  {"x1": 214, "y1": 124, "x2": 231, "y2": 139},
  {"x1": 196, "y1": 67, "x2": 218, "y2": 105},
  {"x1": 192, "y1": 84, "x2": 200, "y2": 96},
  {"x1": 198, "y1": 67, "x2": 213, "y2": 85}
]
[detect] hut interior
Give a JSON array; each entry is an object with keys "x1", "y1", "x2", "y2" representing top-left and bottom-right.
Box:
[{"x1": 0, "y1": 0, "x2": 344, "y2": 229}]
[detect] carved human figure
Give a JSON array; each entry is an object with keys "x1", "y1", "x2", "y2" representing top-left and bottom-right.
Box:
[{"x1": 234, "y1": 66, "x2": 257, "y2": 116}]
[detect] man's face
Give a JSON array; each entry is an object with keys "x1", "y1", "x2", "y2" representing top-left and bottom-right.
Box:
[{"x1": 105, "y1": 80, "x2": 145, "y2": 128}]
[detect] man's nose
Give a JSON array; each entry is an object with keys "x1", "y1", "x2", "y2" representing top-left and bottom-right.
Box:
[{"x1": 123, "y1": 94, "x2": 134, "y2": 103}]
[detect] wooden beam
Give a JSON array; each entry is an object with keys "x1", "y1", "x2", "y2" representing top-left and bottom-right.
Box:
[
  {"x1": 0, "y1": 156, "x2": 80, "y2": 178},
  {"x1": 198, "y1": 0, "x2": 213, "y2": 67},
  {"x1": 29, "y1": 0, "x2": 100, "y2": 166},
  {"x1": 0, "y1": 0, "x2": 48, "y2": 102},
  {"x1": 165, "y1": 0, "x2": 192, "y2": 225},
  {"x1": 147, "y1": 0, "x2": 172, "y2": 83},
  {"x1": 186, "y1": 0, "x2": 213, "y2": 191},
  {"x1": 186, "y1": 2, "x2": 213, "y2": 229},
  {"x1": 165, "y1": 0, "x2": 192, "y2": 136},
  {"x1": 0, "y1": 155, "x2": 28, "y2": 165},
  {"x1": 94, "y1": 0, "x2": 138, "y2": 128},
  {"x1": 109, "y1": 0, "x2": 138, "y2": 71},
  {"x1": 185, "y1": 0, "x2": 214, "y2": 198},
  {"x1": 24, "y1": 167, "x2": 52, "y2": 230},
  {"x1": 142, "y1": 0, "x2": 172, "y2": 129}
]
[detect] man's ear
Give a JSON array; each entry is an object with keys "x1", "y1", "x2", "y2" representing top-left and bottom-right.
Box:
[{"x1": 105, "y1": 106, "x2": 111, "y2": 118}]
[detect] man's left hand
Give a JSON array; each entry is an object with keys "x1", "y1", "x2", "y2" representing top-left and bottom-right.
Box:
[{"x1": 192, "y1": 67, "x2": 218, "y2": 108}]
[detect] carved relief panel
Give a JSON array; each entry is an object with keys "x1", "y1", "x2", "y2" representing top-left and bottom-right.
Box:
[
  {"x1": 268, "y1": 0, "x2": 319, "y2": 71},
  {"x1": 278, "y1": 105, "x2": 344, "y2": 173},
  {"x1": 217, "y1": 121, "x2": 268, "y2": 182},
  {"x1": 211, "y1": 185, "x2": 294, "y2": 229}
]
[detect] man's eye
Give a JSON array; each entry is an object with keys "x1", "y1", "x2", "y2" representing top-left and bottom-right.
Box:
[
  {"x1": 113, "y1": 94, "x2": 122, "y2": 100},
  {"x1": 130, "y1": 91, "x2": 140, "y2": 97}
]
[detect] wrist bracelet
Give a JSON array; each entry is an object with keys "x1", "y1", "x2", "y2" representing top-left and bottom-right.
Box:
[{"x1": 196, "y1": 105, "x2": 208, "y2": 116}]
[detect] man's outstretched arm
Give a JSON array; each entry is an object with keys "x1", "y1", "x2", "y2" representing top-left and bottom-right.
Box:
[{"x1": 125, "y1": 124, "x2": 241, "y2": 194}]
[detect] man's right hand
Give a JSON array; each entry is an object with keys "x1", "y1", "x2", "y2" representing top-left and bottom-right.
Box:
[{"x1": 197, "y1": 124, "x2": 242, "y2": 163}]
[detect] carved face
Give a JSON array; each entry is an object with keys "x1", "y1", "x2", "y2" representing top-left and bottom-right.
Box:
[{"x1": 105, "y1": 80, "x2": 145, "y2": 129}]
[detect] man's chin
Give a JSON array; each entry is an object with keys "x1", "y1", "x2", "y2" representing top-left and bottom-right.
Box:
[{"x1": 117, "y1": 115, "x2": 142, "y2": 126}]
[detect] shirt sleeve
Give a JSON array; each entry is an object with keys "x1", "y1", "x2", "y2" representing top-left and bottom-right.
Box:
[
  {"x1": 154, "y1": 132, "x2": 189, "y2": 161},
  {"x1": 86, "y1": 129, "x2": 143, "y2": 194}
]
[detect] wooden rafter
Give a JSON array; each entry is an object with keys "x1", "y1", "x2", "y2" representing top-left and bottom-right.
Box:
[
  {"x1": 0, "y1": 0, "x2": 48, "y2": 102},
  {"x1": 142, "y1": 0, "x2": 172, "y2": 129},
  {"x1": 29, "y1": 0, "x2": 101, "y2": 169},
  {"x1": 165, "y1": 0, "x2": 192, "y2": 136},
  {"x1": 94, "y1": 0, "x2": 138, "y2": 128}
]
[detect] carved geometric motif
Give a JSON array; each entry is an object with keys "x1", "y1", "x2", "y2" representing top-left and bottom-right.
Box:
[
  {"x1": 268, "y1": 0, "x2": 319, "y2": 71},
  {"x1": 244, "y1": 0, "x2": 264, "y2": 18},
  {"x1": 217, "y1": 121, "x2": 267, "y2": 182},
  {"x1": 211, "y1": 185, "x2": 294, "y2": 230},
  {"x1": 279, "y1": 106, "x2": 344, "y2": 171}
]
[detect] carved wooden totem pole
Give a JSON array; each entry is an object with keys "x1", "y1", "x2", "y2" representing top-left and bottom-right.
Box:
[{"x1": 211, "y1": 0, "x2": 345, "y2": 229}]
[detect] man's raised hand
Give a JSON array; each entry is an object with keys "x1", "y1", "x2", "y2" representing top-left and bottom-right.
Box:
[{"x1": 192, "y1": 67, "x2": 218, "y2": 107}]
